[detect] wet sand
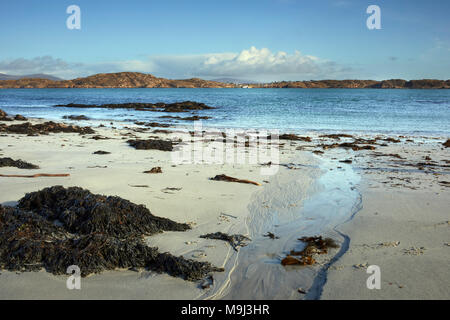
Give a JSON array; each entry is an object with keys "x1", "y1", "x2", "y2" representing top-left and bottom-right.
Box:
[{"x1": 0, "y1": 118, "x2": 448, "y2": 299}]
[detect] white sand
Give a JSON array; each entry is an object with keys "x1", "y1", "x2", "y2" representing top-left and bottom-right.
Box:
[{"x1": 0, "y1": 119, "x2": 448, "y2": 299}]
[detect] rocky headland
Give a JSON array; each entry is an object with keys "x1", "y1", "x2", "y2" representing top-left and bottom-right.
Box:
[{"x1": 0, "y1": 72, "x2": 448, "y2": 89}]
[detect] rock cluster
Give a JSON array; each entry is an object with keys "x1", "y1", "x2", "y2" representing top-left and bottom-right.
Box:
[{"x1": 0, "y1": 121, "x2": 95, "y2": 135}]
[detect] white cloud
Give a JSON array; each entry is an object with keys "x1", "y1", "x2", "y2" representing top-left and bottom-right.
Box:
[
  {"x1": 195, "y1": 47, "x2": 327, "y2": 77},
  {"x1": 0, "y1": 47, "x2": 351, "y2": 81}
]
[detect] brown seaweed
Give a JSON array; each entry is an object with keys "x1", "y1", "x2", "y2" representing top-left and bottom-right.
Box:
[
  {"x1": 263, "y1": 232, "x2": 279, "y2": 239},
  {"x1": 143, "y1": 167, "x2": 162, "y2": 174},
  {"x1": 18, "y1": 186, "x2": 189, "y2": 237},
  {"x1": 281, "y1": 236, "x2": 339, "y2": 266},
  {"x1": 0, "y1": 173, "x2": 69, "y2": 178},
  {"x1": 210, "y1": 174, "x2": 261, "y2": 186},
  {"x1": 0, "y1": 186, "x2": 222, "y2": 281},
  {"x1": 200, "y1": 232, "x2": 250, "y2": 251}
]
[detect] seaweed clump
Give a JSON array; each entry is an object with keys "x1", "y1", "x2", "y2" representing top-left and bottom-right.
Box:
[
  {"x1": 0, "y1": 186, "x2": 223, "y2": 280},
  {"x1": 18, "y1": 186, "x2": 189, "y2": 237},
  {"x1": 281, "y1": 236, "x2": 339, "y2": 266},
  {"x1": 0, "y1": 157, "x2": 39, "y2": 169},
  {"x1": 144, "y1": 167, "x2": 162, "y2": 174},
  {"x1": 210, "y1": 174, "x2": 261, "y2": 186},
  {"x1": 200, "y1": 232, "x2": 250, "y2": 251}
]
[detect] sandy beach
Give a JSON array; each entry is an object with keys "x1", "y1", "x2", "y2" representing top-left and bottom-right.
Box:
[{"x1": 0, "y1": 116, "x2": 449, "y2": 300}]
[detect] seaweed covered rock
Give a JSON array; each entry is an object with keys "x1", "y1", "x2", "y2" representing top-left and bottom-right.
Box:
[
  {"x1": 0, "y1": 157, "x2": 39, "y2": 169},
  {"x1": 127, "y1": 139, "x2": 174, "y2": 151},
  {"x1": 0, "y1": 109, "x2": 12, "y2": 121},
  {"x1": 278, "y1": 134, "x2": 312, "y2": 142},
  {"x1": 0, "y1": 188, "x2": 222, "y2": 280},
  {"x1": 0, "y1": 121, "x2": 95, "y2": 135},
  {"x1": 18, "y1": 186, "x2": 189, "y2": 237},
  {"x1": 443, "y1": 139, "x2": 450, "y2": 148},
  {"x1": 55, "y1": 101, "x2": 214, "y2": 113},
  {"x1": 14, "y1": 114, "x2": 27, "y2": 121},
  {"x1": 63, "y1": 115, "x2": 90, "y2": 120}
]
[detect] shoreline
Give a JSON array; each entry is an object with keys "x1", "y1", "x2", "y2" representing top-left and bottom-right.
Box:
[
  {"x1": 1, "y1": 72, "x2": 449, "y2": 89},
  {"x1": 0, "y1": 116, "x2": 449, "y2": 299}
]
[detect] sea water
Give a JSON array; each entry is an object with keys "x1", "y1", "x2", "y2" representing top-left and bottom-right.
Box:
[{"x1": 0, "y1": 88, "x2": 449, "y2": 136}]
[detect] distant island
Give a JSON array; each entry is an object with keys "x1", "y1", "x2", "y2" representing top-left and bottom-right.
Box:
[
  {"x1": 0, "y1": 73, "x2": 62, "y2": 81},
  {"x1": 0, "y1": 72, "x2": 448, "y2": 89}
]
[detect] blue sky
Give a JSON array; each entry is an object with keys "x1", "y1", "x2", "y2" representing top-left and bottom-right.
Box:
[{"x1": 0, "y1": 0, "x2": 449, "y2": 80}]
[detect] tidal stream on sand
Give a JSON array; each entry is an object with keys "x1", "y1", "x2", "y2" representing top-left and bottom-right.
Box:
[{"x1": 203, "y1": 152, "x2": 362, "y2": 300}]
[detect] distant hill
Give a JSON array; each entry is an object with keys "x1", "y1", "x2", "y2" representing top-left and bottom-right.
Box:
[
  {"x1": 0, "y1": 72, "x2": 235, "y2": 88},
  {"x1": 210, "y1": 78, "x2": 259, "y2": 84},
  {"x1": 0, "y1": 73, "x2": 62, "y2": 81},
  {"x1": 0, "y1": 72, "x2": 448, "y2": 89}
]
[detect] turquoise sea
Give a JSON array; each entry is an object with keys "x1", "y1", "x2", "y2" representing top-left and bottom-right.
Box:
[{"x1": 0, "y1": 88, "x2": 449, "y2": 136}]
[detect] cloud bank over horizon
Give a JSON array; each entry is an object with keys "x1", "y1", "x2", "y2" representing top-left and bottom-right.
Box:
[{"x1": 0, "y1": 47, "x2": 354, "y2": 81}]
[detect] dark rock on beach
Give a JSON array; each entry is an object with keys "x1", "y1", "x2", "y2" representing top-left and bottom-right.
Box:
[
  {"x1": 0, "y1": 109, "x2": 12, "y2": 121},
  {"x1": 144, "y1": 122, "x2": 171, "y2": 128},
  {"x1": 93, "y1": 150, "x2": 110, "y2": 155},
  {"x1": 443, "y1": 139, "x2": 450, "y2": 148},
  {"x1": 0, "y1": 121, "x2": 95, "y2": 135},
  {"x1": 127, "y1": 139, "x2": 174, "y2": 151},
  {"x1": 159, "y1": 115, "x2": 211, "y2": 121},
  {"x1": 63, "y1": 115, "x2": 90, "y2": 121},
  {"x1": 14, "y1": 114, "x2": 27, "y2": 121},
  {"x1": 277, "y1": 134, "x2": 312, "y2": 142},
  {"x1": 0, "y1": 157, "x2": 39, "y2": 169}
]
